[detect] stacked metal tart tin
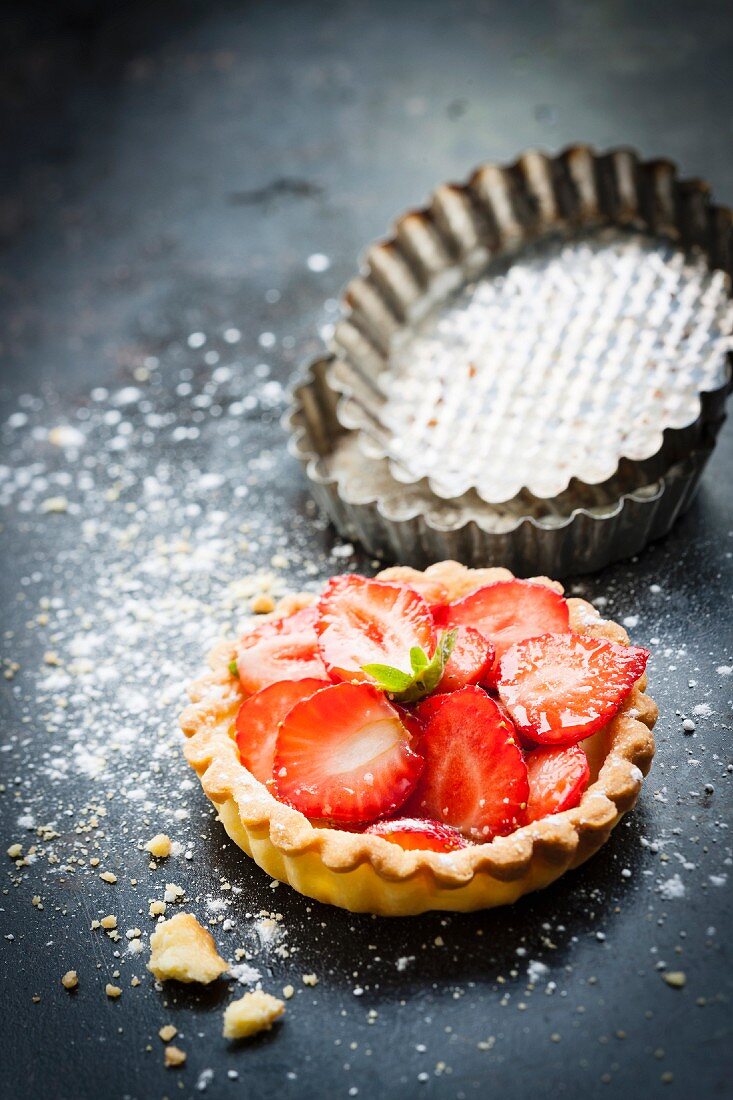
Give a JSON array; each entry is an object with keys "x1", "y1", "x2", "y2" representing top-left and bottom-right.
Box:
[{"x1": 286, "y1": 146, "x2": 733, "y2": 575}]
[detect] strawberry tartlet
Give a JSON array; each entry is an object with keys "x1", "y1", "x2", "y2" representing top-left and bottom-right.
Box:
[{"x1": 181, "y1": 561, "x2": 657, "y2": 915}]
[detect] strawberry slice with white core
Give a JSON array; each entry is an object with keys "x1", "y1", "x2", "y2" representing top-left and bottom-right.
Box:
[
  {"x1": 235, "y1": 678, "x2": 330, "y2": 785},
  {"x1": 403, "y1": 686, "x2": 529, "y2": 841},
  {"x1": 235, "y1": 606, "x2": 327, "y2": 694},
  {"x1": 524, "y1": 744, "x2": 590, "y2": 823},
  {"x1": 316, "y1": 574, "x2": 436, "y2": 683},
  {"x1": 498, "y1": 632, "x2": 649, "y2": 746},
  {"x1": 437, "y1": 626, "x2": 495, "y2": 693},
  {"x1": 274, "y1": 683, "x2": 423, "y2": 825},
  {"x1": 436, "y1": 581, "x2": 570, "y2": 671},
  {"x1": 366, "y1": 818, "x2": 468, "y2": 853}
]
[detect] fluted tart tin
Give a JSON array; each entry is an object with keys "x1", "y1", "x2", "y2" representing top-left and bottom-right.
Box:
[
  {"x1": 285, "y1": 356, "x2": 717, "y2": 576},
  {"x1": 327, "y1": 146, "x2": 732, "y2": 506}
]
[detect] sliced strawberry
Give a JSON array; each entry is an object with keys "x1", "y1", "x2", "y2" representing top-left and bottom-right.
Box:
[
  {"x1": 437, "y1": 580, "x2": 569, "y2": 681},
  {"x1": 437, "y1": 626, "x2": 495, "y2": 693},
  {"x1": 403, "y1": 686, "x2": 528, "y2": 841},
  {"x1": 235, "y1": 677, "x2": 330, "y2": 784},
  {"x1": 498, "y1": 632, "x2": 649, "y2": 745},
  {"x1": 395, "y1": 693, "x2": 452, "y2": 745},
  {"x1": 365, "y1": 818, "x2": 468, "y2": 853},
  {"x1": 524, "y1": 744, "x2": 590, "y2": 823},
  {"x1": 316, "y1": 574, "x2": 436, "y2": 683},
  {"x1": 273, "y1": 683, "x2": 423, "y2": 825},
  {"x1": 235, "y1": 606, "x2": 327, "y2": 694},
  {"x1": 376, "y1": 568, "x2": 449, "y2": 607},
  {"x1": 393, "y1": 704, "x2": 426, "y2": 742},
  {"x1": 411, "y1": 692, "x2": 453, "y2": 728}
]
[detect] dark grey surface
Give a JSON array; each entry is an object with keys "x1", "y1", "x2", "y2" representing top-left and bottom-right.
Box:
[{"x1": 1, "y1": 3, "x2": 732, "y2": 1099}]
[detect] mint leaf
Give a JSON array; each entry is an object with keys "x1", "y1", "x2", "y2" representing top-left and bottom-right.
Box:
[
  {"x1": 410, "y1": 646, "x2": 429, "y2": 674},
  {"x1": 361, "y1": 663, "x2": 414, "y2": 693},
  {"x1": 228, "y1": 658, "x2": 239, "y2": 677},
  {"x1": 362, "y1": 630, "x2": 458, "y2": 703}
]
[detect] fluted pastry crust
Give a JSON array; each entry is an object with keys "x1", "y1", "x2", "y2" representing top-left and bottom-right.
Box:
[{"x1": 180, "y1": 562, "x2": 657, "y2": 915}]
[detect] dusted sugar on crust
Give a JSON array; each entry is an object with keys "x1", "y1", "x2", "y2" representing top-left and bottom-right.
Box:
[
  {"x1": 223, "y1": 990, "x2": 285, "y2": 1039},
  {"x1": 179, "y1": 561, "x2": 657, "y2": 915},
  {"x1": 147, "y1": 912, "x2": 228, "y2": 983}
]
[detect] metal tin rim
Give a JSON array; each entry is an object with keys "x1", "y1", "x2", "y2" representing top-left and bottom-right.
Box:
[
  {"x1": 326, "y1": 144, "x2": 733, "y2": 506},
  {"x1": 284, "y1": 356, "x2": 718, "y2": 575}
]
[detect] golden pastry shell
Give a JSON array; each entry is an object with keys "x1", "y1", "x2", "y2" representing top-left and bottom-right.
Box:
[{"x1": 180, "y1": 561, "x2": 657, "y2": 915}]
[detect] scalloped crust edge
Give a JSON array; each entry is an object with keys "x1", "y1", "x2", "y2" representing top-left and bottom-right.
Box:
[{"x1": 180, "y1": 562, "x2": 657, "y2": 915}]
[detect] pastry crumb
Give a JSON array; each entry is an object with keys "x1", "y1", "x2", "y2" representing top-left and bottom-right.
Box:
[
  {"x1": 282, "y1": 984, "x2": 294, "y2": 999},
  {"x1": 158, "y1": 1024, "x2": 177, "y2": 1042},
  {"x1": 222, "y1": 990, "x2": 285, "y2": 1039},
  {"x1": 40, "y1": 495, "x2": 69, "y2": 514},
  {"x1": 99, "y1": 871, "x2": 117, "y2": 884},
  {"x1": 105, "y1": 983, "x2": 122, "y2": 999},
  {"x1": 662, "y1": 971, "x2": 687, "y2": 989},
  {"x1": 100, "y1": 915, "x2": 117, "y2": 930},
  {"x1": 146, "y1": 834, "x2": 172, "y2": 859},
  {"x1": 61, "y1": 970, "x2": 78, "y2": 991},
  {"x1": 302, "y1": 973, "x2": 318, "y2": 987},
  {"x1": 163, "y1": 883, "x2": 184, "y2": 904},
  {"x1": 250, "y1": 594, "x2": 276, "y2": 614},
  {"x1": 147, "y1": 912, "x2": 228, "y2": 984},
  {"x1": 164, "y1": 1045, "x2": 187, "y2": 1068},
  {"x1": 7, "y1": 843, "x2": 22, "y2": 859},
  {"x1": 149, "y1": 899, "x2": 167, "y2": 918}
]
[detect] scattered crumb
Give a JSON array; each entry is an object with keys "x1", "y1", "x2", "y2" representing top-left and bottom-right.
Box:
[
  {"x1": 250, "y1": 594, "x2": 276, "y2": 614},
  {"x1": 662, "y1": 971, "x2": 687, "y2": 989},
  {"x1": 302, "y1": 973, "x2": 318, "y2": 987},
  {"x1": 149, "y1": 900, "x2": 167, "y2": 918},
  {"x1": 61, "y1": 970, "x2": 78, "y2": 991},
  {"x1": 147, "y1": 912, "x2": 228, "y2": 984},
  {"x1": 6, "y1": 844, "x2": 22, "y2": 859},
  {"x1": 99, "y1": 871, "x2": 117, "y2": 884},
  {"x1": 159, "y1": 1024, "x2": 178, "y2": 1042},
  {"x1": 100, "y1": 915, "x2": 117, "y2": 930},
  {"x1": 164, "y1": 1045, "x2": 187, "y2": 1068},
  {"x1": 40, "y1": 495, "x2": 69, "y2": 514},
  {"x1": 105, "y1": 983, "x2": 122, "y2": 999},
  {"x1": 146, "y1": 834, "x2": 172, "y2": 859},
  {"x1": 282, "y1": 984, "x2": 295, "y2": 999},
  {"x1": 222, "y1": 990, "x2": 285, "y2": 1039}
]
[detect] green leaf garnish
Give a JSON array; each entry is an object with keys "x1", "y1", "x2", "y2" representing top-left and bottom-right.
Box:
[
  {"x1": 362, "y1": 629, "x2": 457, "y2": 704},
  {"x1": 409, "y1": 646, "x2": 429, "y2": 674},
  {"x1": 228, "y1": 658, "x2": 239, "y2": 677},
  {"x1": 360, "y1": 663, "x2": 414, "y2": 693}
]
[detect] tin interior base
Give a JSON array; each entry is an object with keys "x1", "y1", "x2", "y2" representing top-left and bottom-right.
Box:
[{"x1": 337, "y1": 229, "x2": 731, "y2": 502}]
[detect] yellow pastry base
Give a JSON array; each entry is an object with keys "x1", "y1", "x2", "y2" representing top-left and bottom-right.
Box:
[{"x1": 181, "y1": 562, "x2": 657, "y2": 916}]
